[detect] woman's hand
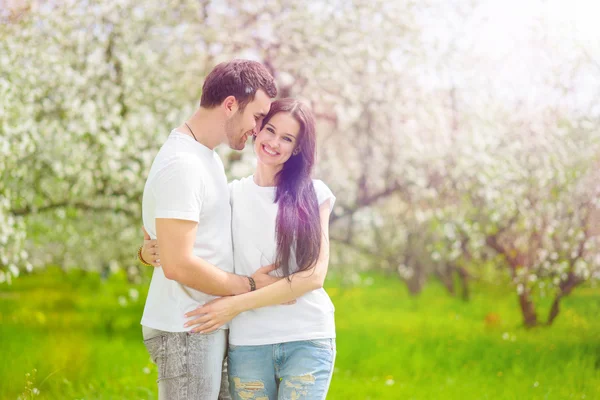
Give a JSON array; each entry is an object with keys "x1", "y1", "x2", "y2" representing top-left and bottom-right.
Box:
[
  {"x1": 184, "y1": 296, "x2": 242, "y2": 333},
  {"x1": 142, "y1": 227, "x2": 161, "y2": 267}
]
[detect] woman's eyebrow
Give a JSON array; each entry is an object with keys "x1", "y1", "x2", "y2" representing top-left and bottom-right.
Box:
[{"x1": 266, "y1": 123, "x2": 297, "y2": 139}]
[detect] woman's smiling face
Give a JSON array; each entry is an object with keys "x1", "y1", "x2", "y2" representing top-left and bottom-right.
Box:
[{"x1": 254, "y1": 112, "x2": 301, "y2": 168}]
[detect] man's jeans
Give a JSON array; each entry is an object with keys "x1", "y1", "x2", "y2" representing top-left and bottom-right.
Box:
[
  {"x1": 228, "y1": 339, "x2": 336, "y2": 400},
  {"x1": 143, "y1": 327, "x2": 231, "y2": 400}
]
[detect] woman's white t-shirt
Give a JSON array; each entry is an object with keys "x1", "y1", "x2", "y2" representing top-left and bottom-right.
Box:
[{"x1": 228, "y1": 175, "x2": 336, "y2": 346}]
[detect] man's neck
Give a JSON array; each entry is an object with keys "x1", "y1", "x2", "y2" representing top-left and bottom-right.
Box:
[{"x1": 178, "y1": 108, "x2": 223, "y2": 150}]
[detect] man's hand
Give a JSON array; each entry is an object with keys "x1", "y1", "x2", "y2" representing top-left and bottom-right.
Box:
[
  {"x1": 251, "y1": 264, "x2": 295, "y2": 304},
  {"x1": 142, "y1": 226, "x2": 161, "y2": 267},
  {"x1": 251, "y1": 264, "x2": 280, "y2": 289}
]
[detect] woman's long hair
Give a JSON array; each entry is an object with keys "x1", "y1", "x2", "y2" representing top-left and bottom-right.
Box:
[{"x1": 259, "y1": 98, "x2": 321, "y2": 277}]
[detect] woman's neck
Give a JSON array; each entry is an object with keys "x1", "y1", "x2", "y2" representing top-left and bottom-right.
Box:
[{"x1": 253, "y1": 162, "x2": 282, "y2": 187}]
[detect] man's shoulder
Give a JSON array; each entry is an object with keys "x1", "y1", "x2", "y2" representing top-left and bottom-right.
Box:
[
  {"x1": 212, "y1": 150, "x2": 225, "y2": 167},
  {"x1": 152, "y1": 149, "x2": 203, "y2": 173},
  {"x1": 145, "y1": 151, "x2": 205, "y2": 194}
]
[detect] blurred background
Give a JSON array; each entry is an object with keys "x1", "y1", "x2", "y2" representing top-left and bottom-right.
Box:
[{"x1": 1, "y1": 0, "x2": 599, "y2": 399}]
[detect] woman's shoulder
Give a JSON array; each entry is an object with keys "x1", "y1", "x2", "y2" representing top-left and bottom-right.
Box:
[
  {"x1": 311, "y1": 178, "x2": 331, "y2": 192},
  {"x1": 311, "y1": 179, "x2": 335, "y2": 209},
  {"x1": 229, "y1": 175, "x2": 253, "y2": 188},
  {"x1": 228, "y1": 175, "x2": 258, "y2": 197}
]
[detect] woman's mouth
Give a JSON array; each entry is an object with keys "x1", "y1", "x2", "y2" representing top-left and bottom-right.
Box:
[{"x1": 262, "y1": 144, "x2": 280, "y2": 156}]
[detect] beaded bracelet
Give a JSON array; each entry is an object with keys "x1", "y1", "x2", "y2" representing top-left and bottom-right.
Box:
[{"x1": 138, "y1": 246, "x2": 153, "y2": 267}]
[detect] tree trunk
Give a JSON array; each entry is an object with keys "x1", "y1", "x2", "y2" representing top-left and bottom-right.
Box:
[
  {"x1": 436, "y1": 266, "x2": 455, "y2": 296},
  {"x1": 546, "y1": 295, "x2": 563, "y2": 326},
  {"x1": 405, "y1": 275, "x2": 424, "y2": 296},
  {"x1": 457, "y1": 266, "x2": 470, "y2": 301},
  {"x1": 519, "y1": 290, "x2": 538, "y2": 328},
  {"x1": 547, "y1": 275, "x2": 583, "y2": 326},
  {"x1": 405, "y1": 261, "x2": 425, "y2": 296}
]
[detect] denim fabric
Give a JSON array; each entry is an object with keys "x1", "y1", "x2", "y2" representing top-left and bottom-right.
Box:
[
  {"x1": 143, "y1": 329, "x2": 231, "y2": 399},
  {"x1": 228, "y1": 339, "x2": 336, "y2": 400}
]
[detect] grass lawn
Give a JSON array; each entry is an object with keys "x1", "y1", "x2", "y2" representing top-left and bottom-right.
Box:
[{"x1": 1, "y1": 267, "x2": 599, "y2": 399}]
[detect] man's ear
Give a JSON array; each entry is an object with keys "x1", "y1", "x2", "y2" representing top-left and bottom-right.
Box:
[{"x1": 222, "y1": 96, "x2": 238, "y2": 117}]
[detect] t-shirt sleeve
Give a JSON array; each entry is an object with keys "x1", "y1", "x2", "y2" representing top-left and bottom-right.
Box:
[
  {"x1": 152, "y1": 156, "x2": 204, "y2": 222},
  {"x1": 313, "y1": 179, "x2": 336, "y2": 212}
]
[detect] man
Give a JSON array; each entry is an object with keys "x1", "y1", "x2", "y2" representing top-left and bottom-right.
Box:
[{"x1": 140, "y1": 60, "x2": 277, "y2": 399}]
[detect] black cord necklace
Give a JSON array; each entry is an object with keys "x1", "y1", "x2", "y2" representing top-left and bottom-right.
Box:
[{"x1": 184, "y1": 122, "x2": 198, "y2": 142}]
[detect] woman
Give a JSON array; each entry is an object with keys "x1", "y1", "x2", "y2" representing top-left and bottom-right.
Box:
[{"x1": 141, "y1": 98, "x2": 336, "y2": 400}]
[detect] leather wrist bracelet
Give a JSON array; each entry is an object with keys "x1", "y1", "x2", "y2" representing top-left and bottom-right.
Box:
[{"x1": 247, "y1": 276, "x2": 256, "y2": 291}]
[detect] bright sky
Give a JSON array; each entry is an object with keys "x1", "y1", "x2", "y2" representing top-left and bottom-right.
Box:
[{"x1": 414, "y1": 0, "x2": 600, "y2": 116}]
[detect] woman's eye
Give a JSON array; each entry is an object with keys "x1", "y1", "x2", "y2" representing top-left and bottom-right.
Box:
[
  {"x1": 283, "y1": 137, "x2": 292, "y2": 142},
  {"x1": 267, "y1": 128, "x2": 275, "y2": 133}
]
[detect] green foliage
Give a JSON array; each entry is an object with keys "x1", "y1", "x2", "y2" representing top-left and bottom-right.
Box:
[{"x1": 1, "y1": 269, "x2": 598, "y2": 399}]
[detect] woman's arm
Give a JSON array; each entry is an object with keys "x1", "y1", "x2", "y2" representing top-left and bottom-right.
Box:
[{"x1": 184, "y1": 199, "x2": 333, "y2": 333}]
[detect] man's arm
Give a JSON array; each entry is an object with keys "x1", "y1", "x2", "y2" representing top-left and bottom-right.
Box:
[
  {"x1": 149, "y1": 157, "x2": 277, "y2": 295},
  {"x1": 141, "y1": 224, "x2": 277, "y2": 291},
  {"x1": 156, "y1": 218, "x2": 251, "y2": 296}
]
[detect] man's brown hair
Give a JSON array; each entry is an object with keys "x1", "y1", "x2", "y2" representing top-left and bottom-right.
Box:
[{"x1": 200, "y1": 60, "x2": 277, "y2": 110}]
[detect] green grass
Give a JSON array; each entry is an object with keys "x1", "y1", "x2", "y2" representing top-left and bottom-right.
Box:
[{"x1": 1, "y1": 268, "x2": 599, "y2": 399}]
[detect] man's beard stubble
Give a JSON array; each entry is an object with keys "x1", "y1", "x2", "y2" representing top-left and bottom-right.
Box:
[{"x1": 225, "y1": 113, "x2": 246, "y2": 150}]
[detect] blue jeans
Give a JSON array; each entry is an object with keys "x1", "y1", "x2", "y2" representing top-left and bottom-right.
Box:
[{"x1": 228, "y1": 339, "x2": 336, "y2": 400}]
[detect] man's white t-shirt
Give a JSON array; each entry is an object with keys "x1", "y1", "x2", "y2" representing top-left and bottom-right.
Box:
[
  {"x1": 229, "y1": 175, "x2": 336, "y2": 346},
  {"x1": 141, "y1": 130, "x2": 233, "y2": 332}
]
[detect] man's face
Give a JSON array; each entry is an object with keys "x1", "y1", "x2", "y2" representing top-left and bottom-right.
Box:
[{"x1": 225, "y1": 89, "x2": 271, "y2": 151}]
